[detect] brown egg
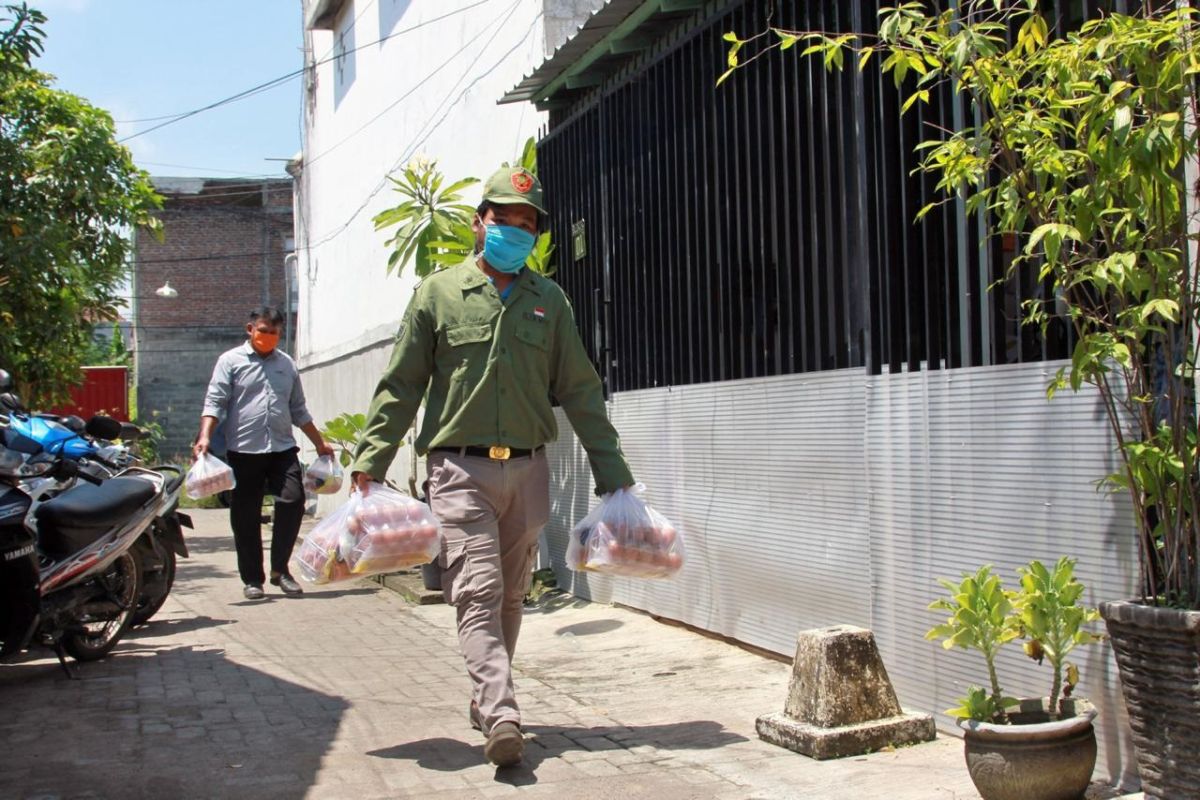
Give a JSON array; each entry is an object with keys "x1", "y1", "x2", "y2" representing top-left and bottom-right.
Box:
[{"x1": 659, "y1": 526, "x2": 676, "y2": 547}]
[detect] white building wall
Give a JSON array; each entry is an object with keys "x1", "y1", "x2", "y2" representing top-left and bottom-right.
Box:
[{"x1": 543, "y1": 361, "x2": 1138, "y2": 786}]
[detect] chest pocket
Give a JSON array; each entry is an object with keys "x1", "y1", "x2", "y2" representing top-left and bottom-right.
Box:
[
  {"x1": 446, "y1": 323, "x2": 494, "y2": 348},
  {"x1": 514, "y1": 324, "x2": 548, "y2": 351}
]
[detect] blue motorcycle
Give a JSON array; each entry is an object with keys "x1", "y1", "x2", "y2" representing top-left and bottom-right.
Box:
[{"x1": 0, "y1": 370, "x2": 189, "y2": 672}]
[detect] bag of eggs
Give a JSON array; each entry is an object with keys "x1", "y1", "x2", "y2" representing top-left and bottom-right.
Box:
[
  {"x1": 566, "y1": 484, "x2": 684, "y2": 579},
  {"x1": 185, "y1": 452, "x2": 236, "y2": 500},
  {"x1": 303, "y1": 454, "x2": 344, "y2": 495},
  {"x1": 343, "y1": 483, "x2": 442, "y2": 575},
  {"x1": 290, "y1": 482, "x2": 442, "y2": 584},
  {"x1": 291, "y1": 500, "x2": 356, "y2": 584}
]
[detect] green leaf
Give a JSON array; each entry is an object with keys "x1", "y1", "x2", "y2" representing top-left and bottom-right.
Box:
[{"x1": 1113, "y1": 105, "x2": 1133, "y2": 142}]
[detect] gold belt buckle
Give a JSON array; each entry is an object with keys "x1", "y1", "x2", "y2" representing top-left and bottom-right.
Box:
[{"x1": 488, "y1": 445, "x2": 511, "y2": 461}]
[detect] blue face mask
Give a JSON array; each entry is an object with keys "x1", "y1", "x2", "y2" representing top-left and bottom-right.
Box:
[{"x1": 481, "y1": 223, "x2": 536, "y2": 273}]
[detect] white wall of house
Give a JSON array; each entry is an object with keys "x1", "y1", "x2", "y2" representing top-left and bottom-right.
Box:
[
  {"x1": 542, "y1": 360, "x2": 1138, "y2": 786},
  {"x1": 294, "y1": 0, "x2": 556, "y2": 494}
]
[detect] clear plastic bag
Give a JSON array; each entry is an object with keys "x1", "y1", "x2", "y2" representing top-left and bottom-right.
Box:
[
  {"x1": 303, "y1": 454, "x2": 343, "y2": 495},
  {"x1": 566, "y1": 484, "x2": 684, "y2": 579},
  {"x1": 184, "y1": 452, "x2": 236, "y2": 500},
  {"x1": 291, "y1": 500, "x2": 356, "y2": 584},
  {"x1": 290, "y1": 482, "x2": 442, "y2": 585}
]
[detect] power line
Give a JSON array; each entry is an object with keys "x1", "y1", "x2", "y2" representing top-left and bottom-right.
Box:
[
  {"x1": 118, "y1": 1, "x2": 495, "y2": 144},
  {"x1": 153, "y1": 186, "x2": 293, "y2": 201},
  {"x1": 139, "y1": 161, "x2": 284, "y2": 177},
  {"x1": 133, "y1": 250, "x2": 294, "y2": 266},
  {"x1": 303, "y1": 0, "x2": 521, "y2": 169},
  {"x1": 304, "y1": 0, "x2": 532, "y2": 250}
]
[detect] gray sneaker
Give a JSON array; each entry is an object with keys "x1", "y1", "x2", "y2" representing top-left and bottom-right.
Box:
[
  {"x1": 243, "y1": 584, "x2": 265, "y2": 600},
  {"x1": 484, "y1": 721, "x2": 524, "y2": 767}
]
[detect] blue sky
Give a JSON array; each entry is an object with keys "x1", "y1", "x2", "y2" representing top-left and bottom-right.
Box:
[{"x1": 34, "y1": 0, "x2": 303, "y2": 179}]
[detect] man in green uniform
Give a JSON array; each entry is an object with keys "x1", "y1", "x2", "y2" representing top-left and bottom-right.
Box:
[{"x1": 350, "y1": 166, "x2": 634, "y2": 767}]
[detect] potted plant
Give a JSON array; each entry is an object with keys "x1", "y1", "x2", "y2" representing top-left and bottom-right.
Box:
[
  {"x1": 927, "y1": 558, "x2": 1103, "y2": 800},
  {"x1": 722, "y1": 3, "x2": 1200, "y2": 796}
]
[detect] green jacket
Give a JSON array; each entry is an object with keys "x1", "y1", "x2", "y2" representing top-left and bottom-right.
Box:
[{"x1": 351, "y1": 259, "x2": 634, "y2": 494}]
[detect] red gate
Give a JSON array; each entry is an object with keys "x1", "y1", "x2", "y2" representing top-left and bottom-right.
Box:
[{"x1": 47, "y1": 366, "x2": 129, "y2": 422}]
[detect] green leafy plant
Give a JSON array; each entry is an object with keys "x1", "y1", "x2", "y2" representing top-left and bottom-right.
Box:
[
  {"x1": 927, "y1": 559, "x2": 1103, "y2": 722},
  {"x1": 926, "y1": 565, "x2": 1021, "y2": 721},
  {"x1": 82, "y1": 321, "x2": 131, "y2": 366},
  {"x1": 374, "y1": 139, "x2": 558, "y2": 279},
  {"x1": 319, "y1": 412, "x2": 375, "y2": 468},
  {"x1": 372, "y1": 156, "x2": 478, "y2": 279},
  {"x1": 525, "y1": 566, "x2": 559, "y2": 604},
  {"x1": 722, "y1": 1, "x2": 1200, "y2": 609},
  {"x1": 0, "y1": 2, "x2": 161, "y2": 406},
  {"x1": 1013, "y1": 557, "x2": 1104, "y2": 718},
  {"x1": 128, "y1": 412, "x2": 164, "y2": 464}
]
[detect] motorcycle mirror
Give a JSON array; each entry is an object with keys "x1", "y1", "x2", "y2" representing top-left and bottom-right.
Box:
[
  {"x1": 85, "y1": 415, "x2": 123, "y2": 441},
  {"x1": 61, "y1": 415, "x2": 86, "y2": 433},
  {"x1": 119, "y1": 422, "x2": 141, "y2": 442},
  {"x1": 0, "y1": 369, "x2": 11, "y2": 391}
]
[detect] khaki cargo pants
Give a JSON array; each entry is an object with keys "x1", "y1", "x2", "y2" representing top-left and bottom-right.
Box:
[{"x1": 426, "y1": 449, "x2": 549, "y2": 733}]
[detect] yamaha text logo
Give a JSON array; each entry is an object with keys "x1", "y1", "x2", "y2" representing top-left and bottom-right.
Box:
[{"x1": 4, "y1": 543, "x2": 34, "y2": 561}]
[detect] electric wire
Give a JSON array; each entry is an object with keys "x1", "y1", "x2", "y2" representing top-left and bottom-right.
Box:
[
  {"x1": 301, "y1": 0, "x2": 521, "y2": 170},
  {"x1": 303, "y1": 0, "x2": 533, "y2": 250},
  {"x1": 117, "y1": 1, "x2": 494, "y2": 143}
]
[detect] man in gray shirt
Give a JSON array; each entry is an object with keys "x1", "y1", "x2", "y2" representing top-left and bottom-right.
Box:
[{"x1": 194, "y1": 306, "x2": 334, "y2": 600}]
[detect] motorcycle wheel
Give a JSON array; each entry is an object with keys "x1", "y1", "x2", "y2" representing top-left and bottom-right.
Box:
[
  {"x1": 132, "y1": 546, "x2": 176, "y2": 626},
  {"x1": 62, "y1": 549, "x2": 142, "y2": 662}
]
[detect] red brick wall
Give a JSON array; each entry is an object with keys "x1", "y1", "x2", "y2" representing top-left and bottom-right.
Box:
[
  {"x1": 137, "y1": 185, "x2": 294, "y2": 328},
  {"x1": 134, "y1": 179, "x2": 295, "y2": 457}
]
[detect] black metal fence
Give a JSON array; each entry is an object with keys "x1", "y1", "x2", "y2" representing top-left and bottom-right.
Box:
[{"x1": 539, "y1": 0, "x2": 1131, "y2": 394}]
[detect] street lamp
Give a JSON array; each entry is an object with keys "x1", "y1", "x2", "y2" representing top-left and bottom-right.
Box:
[{"x1": 154, "y1": 281, "x2": 178, "y2": 299}]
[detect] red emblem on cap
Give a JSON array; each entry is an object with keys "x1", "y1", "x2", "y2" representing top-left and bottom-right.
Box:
[{"x1": 511, "y1": 170, "x2": 534, "y2": 194}]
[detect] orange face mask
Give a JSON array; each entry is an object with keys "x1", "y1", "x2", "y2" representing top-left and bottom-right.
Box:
[{"x1": 250, "y1": 330, "x2": 280, "y2": 354}]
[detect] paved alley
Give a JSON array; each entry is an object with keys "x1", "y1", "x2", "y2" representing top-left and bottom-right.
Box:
[{"x1": 0, "y1": 508, "x2": 1102, "y2": 800}]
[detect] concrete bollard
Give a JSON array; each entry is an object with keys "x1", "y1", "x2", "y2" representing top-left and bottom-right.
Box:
[{"x1": 756, "y1": 625, "x2": 936, "y2": 760}]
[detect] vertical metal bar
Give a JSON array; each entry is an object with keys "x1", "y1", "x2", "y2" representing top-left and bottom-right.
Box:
[
  {"x1": 713, "y1": 21, "x2": 729, "y2": 381},
  {"x1": 684, "y1": 36, "x2": 699, "y2": 385},
  {"x1": 778, "y1": 0, "x2": 797, "y2": 376},
  {"x1": 766, "y1": 2, "x2": 783, "y2": 376},
  {"x1": 848, "y1": 0, "x2": 872, "y2": 373},
  {"x1": 704, "y1": 26, "x2": 719, "y2": 384}
]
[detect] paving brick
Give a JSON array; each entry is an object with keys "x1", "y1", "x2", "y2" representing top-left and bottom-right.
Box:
[{"x1": 0, "y1": 509, "x2": 1039, "y2": 800}]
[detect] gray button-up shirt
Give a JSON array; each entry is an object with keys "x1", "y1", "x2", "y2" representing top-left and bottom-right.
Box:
[{"x1": 201, "y1": 342, "x2": 314, "y2": 454}]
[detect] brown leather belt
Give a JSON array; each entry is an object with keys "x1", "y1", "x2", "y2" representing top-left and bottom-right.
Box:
[{"x1": 432, "y1": 445, "x2": 544, "y2": 461}]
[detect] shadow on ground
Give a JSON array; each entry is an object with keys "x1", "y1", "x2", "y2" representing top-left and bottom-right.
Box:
[
  {"x1": 553, "y1": 619, "x2": 624, "y2": 637},
  {"x1": 368, "y1": 719, "x2": 746, "y2": 787},
  {"x1": 125, "y1": 614, "x2": 236, "y2": 639},
  {"x1": 0, "y1": 643, "x2": 350, "y2": 800},
  {"x1": 524, "y1": 591, "x2": 591, "y2": 615}
]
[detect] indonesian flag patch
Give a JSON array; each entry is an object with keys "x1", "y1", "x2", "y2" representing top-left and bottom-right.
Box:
[{"x1": 534, "y1": 307, "x2": 545, "y2": 319}]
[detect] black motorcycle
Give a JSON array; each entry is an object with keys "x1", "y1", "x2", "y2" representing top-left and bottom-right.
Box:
[{"x1": 0, "y1": 376, "x2": 187, "y2": 672}]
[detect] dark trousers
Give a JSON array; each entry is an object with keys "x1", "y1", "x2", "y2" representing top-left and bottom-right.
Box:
[{"x1": 226, "y1": 448, "x2": 305, "y2": 586}]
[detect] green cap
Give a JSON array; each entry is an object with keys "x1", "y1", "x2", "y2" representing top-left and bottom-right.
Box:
[{"x1": 481, "y1": 166, "x2": 546, "y2": 215}]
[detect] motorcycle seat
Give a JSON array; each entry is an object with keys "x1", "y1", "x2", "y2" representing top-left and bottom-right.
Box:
[{"x1": 36, "y1": 477, "x2": 157, "y2": 559}]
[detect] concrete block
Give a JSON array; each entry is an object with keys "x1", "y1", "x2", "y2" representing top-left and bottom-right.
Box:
[
  {"x1": 377, "y1": 570, "x2": 444, "y2": 605},
  {"x1": 784, "y1": 625, "x2": 903, "y2": 727},
  {"x1": 757, "y1": 625, "x2": 936, "y2": 759},
  {"x1": 756, "y1": 711, "x2": 936, "y2": 761}
]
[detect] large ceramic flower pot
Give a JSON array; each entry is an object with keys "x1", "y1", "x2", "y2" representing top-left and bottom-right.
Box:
[
  {"x1": 957, "y1": 697, "x2": 1097, "y2": 800},
  {"x1": 1099, "y1": 600, "x2": 1200, "y2": 799}
]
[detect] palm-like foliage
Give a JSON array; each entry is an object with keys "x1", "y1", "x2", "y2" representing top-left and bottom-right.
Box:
[{"x1": 373, "y1": 158, "x2": 478, "y2": 279}]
